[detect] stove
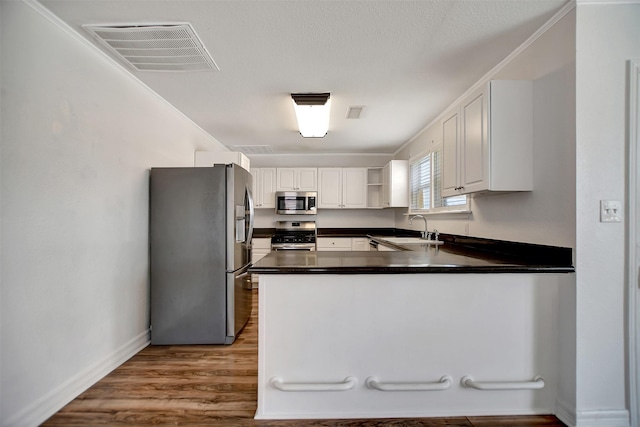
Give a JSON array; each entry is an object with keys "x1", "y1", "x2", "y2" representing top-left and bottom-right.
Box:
[{"x1": 271, "y1": 221, "x2": 317, "y2": 251}]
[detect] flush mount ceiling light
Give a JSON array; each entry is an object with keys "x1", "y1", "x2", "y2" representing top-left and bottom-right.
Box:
[{"x1": 291, "y1": 93, "x2": 331, "y2": 138}]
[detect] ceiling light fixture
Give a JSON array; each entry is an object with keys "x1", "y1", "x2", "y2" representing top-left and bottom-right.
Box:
[{"x1": 291, "y1": 93, "x2": 331, "y2": 138}]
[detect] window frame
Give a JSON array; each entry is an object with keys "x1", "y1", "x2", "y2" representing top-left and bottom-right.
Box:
[{"x1": 408, "y1": 144, "x2": 471, "y2": 215}]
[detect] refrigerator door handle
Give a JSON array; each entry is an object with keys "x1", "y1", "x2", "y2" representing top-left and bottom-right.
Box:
[{"x1": 246, "y1": 186, "x2": 255, "y2": 244}]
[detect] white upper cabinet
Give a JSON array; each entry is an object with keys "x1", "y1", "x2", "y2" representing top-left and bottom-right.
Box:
[
  {"x1": 276, "y1": 168, "x2": 317, "y2": 191},
  {"x1": 342, "y1": 168, "x2": 368, "y2": 208},
  {"x1": 382, "y1": 160, "x2": 409, "y2": 208},
  {"x1": 252, "y1": 168, "x2": 277, "y2": 209},
  {"x1": 318, "y1": 168, "x2": 367, "y2": 209},
  {"x1": 442, "y1": 80, "x2": 533, "y2": 198}
]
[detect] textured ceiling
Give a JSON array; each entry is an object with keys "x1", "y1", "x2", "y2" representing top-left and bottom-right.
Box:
[{"x1": 38, "y1": 0, "x2": 570, "y2": 155}]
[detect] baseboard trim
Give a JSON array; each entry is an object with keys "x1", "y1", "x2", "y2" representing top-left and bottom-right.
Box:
[
  {"x1": 5, "y1": 329, "x2": 150, "y2": 427},
  {"x1": 556, "y1": 398, "x2": 577, "y2": 427},
  {"x1": 574, "y1": 409, "x2": 630, "y2": 427},
  {"x1": 256, "y1": 408, "x2": 555, "y2": 420}
]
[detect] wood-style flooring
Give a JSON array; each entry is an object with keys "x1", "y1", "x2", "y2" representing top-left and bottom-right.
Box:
[{"x1": 43, "y1": 290, "x2": 566, "y2": 427}]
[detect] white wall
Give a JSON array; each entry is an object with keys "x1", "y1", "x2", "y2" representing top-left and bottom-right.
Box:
[
  {"x1": 574, "y1": 3, "x2": 640, "y2": 426},
  {"x1": 0, "y1": 1, "x2": 4, "y2": 425},
  {"x1": 0, "y1": 2, "x2": 226, "y2": 425},
  {"x1": 249, "y1": 153, "x2": 391, "y2": 168},
  {"x1": 394, "y1": 10, "x2": 576, "y2": 249}
]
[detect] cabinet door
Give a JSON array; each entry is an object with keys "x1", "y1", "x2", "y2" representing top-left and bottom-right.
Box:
[
  {"x1": 318, "y1": 168, "x2": 342, "y2": 208},
  {"x1": 342, "y1": 168, "x2": 367, "y2": 209},
  {"x1": 378, "y1": 244, "x2": 398, "y2": 251},
  {"x1": 316, "y1": 238, "x2": 352, "y2": 251},
  {"x1": 252, "y1": 168, "x2": 263, "y2": 207},
  {"x1": 461, "y1": 90, "x2": 488, "y2": 193},
  {"x1": 276, "y1": 168, "x2": 297, "y2": 191},
  {"x1": 382, "y1": 164, "x2": 390, "y2": 207},
  {"x1": 383, "y1": 160, "x2": 409, "y2": 208},
  {"x1": 297, "y1": 168, "x2": 318, "y2": 191},
  {"x1": 442, "y1": 110, "x2": 460, "y2": 198},
  {"x1": 277, "y1": 168, "x2": 317, "y2": 191},
  {"x1": 351, "y1": 238, "x2": 369, "y2": 251},
  {"x1": 260, "y1": 168, "x2": 277, "y2": 209}
]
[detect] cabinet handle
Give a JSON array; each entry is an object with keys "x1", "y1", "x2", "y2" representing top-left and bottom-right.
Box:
[
  {"x1": 270, "y1": 376, "x2": 357, "y2": 392},
  {"x1": 460, "y1": 375, "x2": 545, "y2": 390},
  {"x1": 365, "y1": 375, "x2": 452, "y2": 391}
]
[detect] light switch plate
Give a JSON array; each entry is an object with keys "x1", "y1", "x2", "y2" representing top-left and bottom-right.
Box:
[{"x1": 600, "y1": 200, "x2": 622, "y2": 223}]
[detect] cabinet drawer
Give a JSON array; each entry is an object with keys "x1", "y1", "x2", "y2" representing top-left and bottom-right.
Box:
[
  {"x1": 351, "y1": 238, "x2": 369, "y2": 251},
  {"x1": 317, "y1": 238, "x2": 352, "y2": 251}
]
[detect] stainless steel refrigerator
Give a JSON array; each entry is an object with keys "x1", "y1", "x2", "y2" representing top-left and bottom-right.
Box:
[{"x1": 150, "y1": 164, "x2": 254, "y2": 345}]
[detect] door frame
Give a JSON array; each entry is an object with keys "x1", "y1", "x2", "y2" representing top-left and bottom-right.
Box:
[{"x1": 628, "y1": 59, "x2": 640, "y2": 427}]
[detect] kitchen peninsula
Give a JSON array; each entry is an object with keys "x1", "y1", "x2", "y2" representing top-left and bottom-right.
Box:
[{"x1": 249, "y1": 238, "x2": 574, "y2": 420}]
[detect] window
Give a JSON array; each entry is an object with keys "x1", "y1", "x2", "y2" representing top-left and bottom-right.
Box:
[
  {"x1": 409, "y1": 146, "x2": 468, "y2": 213},
  {"x1": 410, "y1": 153, "x2": 431, "y2": 210}
]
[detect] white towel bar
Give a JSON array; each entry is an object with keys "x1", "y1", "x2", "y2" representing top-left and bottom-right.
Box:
[
  {"x1": 460, "y1": 375, "x2": 545, "y2": 390},
  {"x1": 365, "y1": 375, "x2": 452, "y2": 391},
  {"x1": 269, "y1": 376, "x2": 357, "y2": 392}
]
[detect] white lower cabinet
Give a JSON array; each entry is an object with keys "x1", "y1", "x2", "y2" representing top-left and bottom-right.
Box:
[
  {"x1": 317, "y1": 238, "x2": 352, "y2": 251},
  {"x1": 377, "y1": 243, "x2": 398, "y2": 251},
  {"x1": 351, "y1": 238, "x2": 369, "y2": 251},
  {"x1": 256, "y1": 273, "x2": 567, "y2": 419},
  {"x1": 317, "y1": 237, "x2": 370, "y2": 251},
  {"x1": 251, "y1": 238, "x2": 271, "y2": 287}
]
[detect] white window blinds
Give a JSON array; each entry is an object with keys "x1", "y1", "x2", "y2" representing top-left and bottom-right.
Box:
[
  {"x1": 410, "y1": 154, "x2": 431, "y2": 210},
  {"x1": 433, "y1": 148, "x2": 466, "y2": 207},
  {"x1": 410, "y1": 148, "x2": 467, "y2": 212}
]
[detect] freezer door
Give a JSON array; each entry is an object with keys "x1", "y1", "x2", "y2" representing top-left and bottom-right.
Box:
[
  {"x1": 226, "y1": 263, "x2": 253, "y2": 342},
  {"x1": 150, "y1": 167, "x2": 227, "y2": 345}
]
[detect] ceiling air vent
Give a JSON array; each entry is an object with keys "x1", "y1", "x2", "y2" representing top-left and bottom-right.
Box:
[
  {"x1": 228, "y1": 145, "x2": 274, "y2": 155},
  {"x1": 82, "y1": 23, "x2": 219, "y2": 72},
  {"x1": 346, "y1": 106, "x2": 364, "y2": 119}
]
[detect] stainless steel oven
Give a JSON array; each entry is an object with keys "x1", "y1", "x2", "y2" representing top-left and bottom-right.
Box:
[
  {"x1": 275, "y1": 191, "x2": 317, "y2": 215},
  {"x1": 271, "y1": 221, "x2": 317, "y2": 251}
]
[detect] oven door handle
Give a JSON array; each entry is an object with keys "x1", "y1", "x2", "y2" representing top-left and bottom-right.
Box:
[{"x1": 272, "y1": 245, "x2": 315, "y2": 251}]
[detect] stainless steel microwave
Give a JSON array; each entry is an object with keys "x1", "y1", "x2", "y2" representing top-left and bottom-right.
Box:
[{"x1": 275, "y1": 191, "x2": 317, "y2": 215}]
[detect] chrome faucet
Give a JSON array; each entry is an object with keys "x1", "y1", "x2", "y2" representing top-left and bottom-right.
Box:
[{"x1": 409, "y1": 215, "x2": 429, "y2": 239}]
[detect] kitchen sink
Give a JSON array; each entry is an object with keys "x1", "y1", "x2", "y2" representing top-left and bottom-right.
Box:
[{"x1": 379, "y1": 237, "x2": 444, "y2": 246}]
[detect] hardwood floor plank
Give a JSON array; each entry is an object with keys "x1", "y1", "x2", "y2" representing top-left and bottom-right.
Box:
[
  {"x1": 467, "y1": 415, "x2": 566, "y2": 426},
  {"x1": 42, "y1": 290, "x2": 565, "y2": 427}
]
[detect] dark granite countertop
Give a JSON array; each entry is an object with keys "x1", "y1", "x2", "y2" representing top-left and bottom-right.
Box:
[
  {"x1": 250, "y1": 243, "x2": 574, "y2": 274},
  {"x1": 249, "y1": 227, "x2": 574, "y2": 274},
  {"x1": 253, "y1": 227, "x2": 419, "y2": 239},
  {"x1": 253, "y1": 228, "x2": 276, "y2": 238}
]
